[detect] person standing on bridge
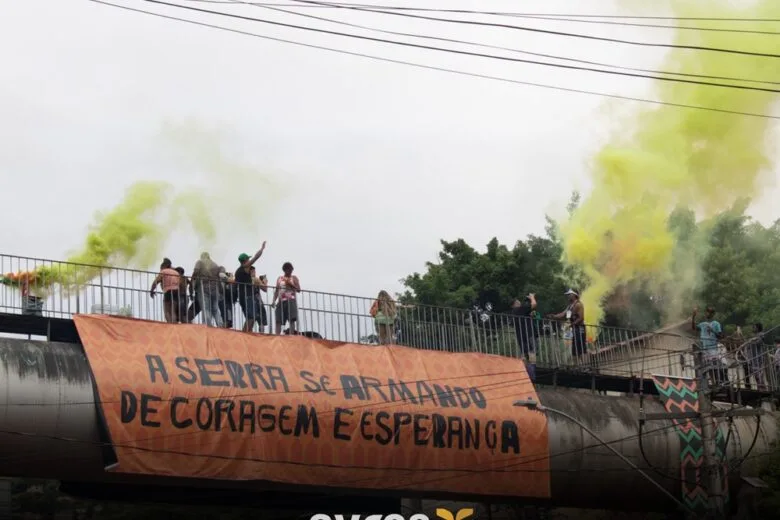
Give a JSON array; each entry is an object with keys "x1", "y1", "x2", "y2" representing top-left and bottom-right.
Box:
[
  {"x1": 272, "y1": 262, "x2": 300, "y2": 335},
  {"x1": 547, "y1": 289, "x2": 587, "y2": 366},
  {"x1": 192, "y1": 252, "x2": 223, "y2": 328},
  {"x1": 249, "y1": 266, "x2": 269, "y2": 333},
  {"x1": 511, "y1": 293, "x2": 538, "y2": 382},
  {"x1": 692, "y1": 306, "x2": 725, "y2": 388},
  {"x1": 741, "y1": 323, "x2": 768, "y2": 390},
  {"x1": 149, "y1": 258, "x2": 181, "y2": 323},
  {"x1": 235, "y1": 243, "x2": 267, "y2": 333},
  {"x1": 773, "y1": 338, "x2": 780, "y2": 388},
  {"x1": 174, "y1": 266, "x2": 189, "y2": 323},
  {"x1": 370, "y1": 290, "x2": 397, "y2": 345}
]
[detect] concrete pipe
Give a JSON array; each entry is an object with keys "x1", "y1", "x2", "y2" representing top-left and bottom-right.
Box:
[{"x1": 0, "y1": 338, "x2": 776, "y2": 512}]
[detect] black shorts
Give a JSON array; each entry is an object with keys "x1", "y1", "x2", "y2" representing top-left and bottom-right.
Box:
[
  {"x1": 163, "y1": 290, "x2": 180, "y2": 312},
  {"x1": 240, "y1": 298, "x2": 267, "y2": 325},
  {"x1": 571, "y1": 327, "x2": 587, "y2": 357}
]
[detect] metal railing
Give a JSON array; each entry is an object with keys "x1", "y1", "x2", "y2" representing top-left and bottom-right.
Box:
[
  {"x1": 0, "y1": 253, "x2": 775, "y2": 392},
  {"x1": 704, "y1": 327, "x2": 780, "y2": 394}
]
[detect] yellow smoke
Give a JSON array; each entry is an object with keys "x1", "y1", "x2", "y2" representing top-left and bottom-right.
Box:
[
  {"x1": 67, "y1": 181, "x2": 172, "y2": 268},
  {"x1": 160, "y1": 120, "x2": 281, "y2": 248},
  {"x1": 561, "y1": 0, "x2": 780, "y2": 326},
  {"x1": 1, "y1": 121, "x2": 282, "y2": 290}
]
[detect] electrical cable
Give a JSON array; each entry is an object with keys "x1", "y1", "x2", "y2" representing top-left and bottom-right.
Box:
[
  {"x1": 502, "y1": 15, "x2": 780, "y2": 36},
  {"x1": 181, "y1": 0, "x2": 780, "y2": 36},
  {"x1": 634, "y1": 334, "x2": 692, "y2": 485},
  {"x1": 0, "y1": 372, "x2": 553, "y2": 468},
  {"x1": 0, "y1": 402, "x2": 689, "y2": 476},
  {"x1": 0, "y1": 419, "x2": 689, "y2": 476},
  {"x1": 0, "y1": 365, "x2": 530, "y2": 408},
  {"x1": 321, "y1": 421, "x2": 695, "y2": 514},
  {"x1": 727, "y1": 414, "x2": 762, "y2": 472},
  {"x1": 142, "y1": 0, "x2": 780, "y2": 94},
  {"x1": 238, "y1": 0, "x2": 780, "y2": 87},
  {"x1": 0, "y1": 420, "x2": 691, "y2": 519},
  {"x1": 722, "y1": 414, "x2": 735, "y2": 464},
  {"x1": 633, "y1": 333, "x2": 768, "y2": 492},
  {"x1": 87, "y1": 1, "x2": 780, "y2": 120},
  {"x1": 286, "y1": 0, "x2": 780, "y2": 59},
  {"x1": 177, "y1": 1, "x2": 780, "y2": 23},
  {"x1": 0, "y1": 340, "x2": 748, "y2": 510},
  {"x1": 633, "y1": 344, "x2": 741, "y2": 490}
]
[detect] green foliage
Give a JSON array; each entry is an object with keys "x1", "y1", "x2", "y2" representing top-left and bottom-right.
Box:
[
  {"x1": 400, "y1": 235, "x2": 569, "y2": 318},
  {"x1": 400, "y1": 196, "x2": 780, "y2": 333},
  {"x1": 698, "y1": 210, "x2": 780, "y2": 331}
]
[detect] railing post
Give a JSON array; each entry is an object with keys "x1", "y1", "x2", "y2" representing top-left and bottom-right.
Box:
[
  {"x1": 100, "y1": 270, "x2": 104, "y2": 313},
  {"x1": 357, "y1": 314, "x2": 362, "y2": 345}
]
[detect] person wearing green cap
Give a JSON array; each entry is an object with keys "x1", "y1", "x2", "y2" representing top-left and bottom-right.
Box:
[{"x1": 235, "y1": 242, "x2": 267, "y2": 332}]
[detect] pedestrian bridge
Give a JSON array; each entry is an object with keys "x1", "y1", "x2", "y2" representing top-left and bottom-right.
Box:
[
  {"x1": 0, "y1": 253, "x2": 775, "y2": 403},
  {"x1": 1, "y1": 253, "x2": 779, "y2": 515}
]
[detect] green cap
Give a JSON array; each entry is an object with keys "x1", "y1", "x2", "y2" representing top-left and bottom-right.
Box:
[{"x1": 238, "y1": 253, "x2": 250, "y2": 263}]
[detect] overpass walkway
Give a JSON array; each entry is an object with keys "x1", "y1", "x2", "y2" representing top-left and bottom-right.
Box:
[{"x1": 0, "y1": 253, "x2": 776, "y2": 404}]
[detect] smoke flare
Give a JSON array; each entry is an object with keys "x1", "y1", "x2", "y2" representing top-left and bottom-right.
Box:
[
  {"x1": 561, "y1": 0, "x2": 780, "y2": 326},
  {"x1": 1, "y1": 121, "x2": 280, "y2": 291}
]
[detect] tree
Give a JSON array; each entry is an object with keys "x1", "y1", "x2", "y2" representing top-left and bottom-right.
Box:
[
  {"x1": 397, "y1": 215, "x2": 573, "y2": 355},
  {"x1": 401, "y1": 196, "x2": 780, "y2": 339},
  {"x1": 400, "y1": 235, "x2": 568, "y2": 319}
]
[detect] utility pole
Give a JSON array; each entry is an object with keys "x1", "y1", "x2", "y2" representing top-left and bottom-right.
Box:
[
  {"x1": 641, "y1": 350, "x2": 764, "y2": 519},
  {"x1": 695, "y1": 356, "x2": 726, "y2": 518}
]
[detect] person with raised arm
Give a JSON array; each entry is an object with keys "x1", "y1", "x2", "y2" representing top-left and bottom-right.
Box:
[
  {"x1": 234, "y1": 242, "x2": 267, "y2": 332},
  {"x1": 692, "y1": 306, "x2": 725, "y2": 387}
]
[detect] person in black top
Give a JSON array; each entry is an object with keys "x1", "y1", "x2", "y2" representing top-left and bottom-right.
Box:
[
  {"x1": 511, "y1": 293, "x2": 538, "y2": 382},
  {"x1": 249, "y1": 266, "x2": 269, "y2": 332},
  {"x1": 235, "y1": 242, "x2": 267, "y2": 332},
  {"x1": 219, "y1": 268, "x2": 237, "y2": 329}
]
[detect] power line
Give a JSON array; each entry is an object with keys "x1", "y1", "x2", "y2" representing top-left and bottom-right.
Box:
[
  {"x1": 142, "y1": 0, "x2": 780, "y2": 94},
  {"x1": 0, "y1": 411, "x2": 694, "y2": 476},
  {"x1": 286, "y1": 0, "x2": 780, "y2": 59},
  {"x1": 177, "y1": 1, "x2": 780, "y2": 23},
  {"x1": 88, "y1": 0, "x2": 780, "y2": 120},
  {"x1": 240, "y1": 1, "x2": 780, "y2": 87},
  {"x1": 502, "y1": 15, "x2": 780, "y2": 36},
  {"x1": 0, "y1": 368, "x2": 530, "y2": 407},
  {"x1": 0, "y1": 379, "x2": 688, "y2": 473},
  {"x1": 180, "y1": 0, "x2": 780, "y2": 35},
  {"x1": 291, "y1": 422, "x2": 693, "y2": 500}
]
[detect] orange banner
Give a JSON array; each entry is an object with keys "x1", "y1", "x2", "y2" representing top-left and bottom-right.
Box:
[{"x1": 74, "y1": 314, "x2": 550, "y2": 498}]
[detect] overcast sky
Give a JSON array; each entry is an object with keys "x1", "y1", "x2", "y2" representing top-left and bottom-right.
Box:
[{"x1": 1, "y1": 0, "x2": 778, "y2": 301}]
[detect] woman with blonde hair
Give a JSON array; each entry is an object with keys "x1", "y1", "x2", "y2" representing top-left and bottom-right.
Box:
[{"x1": 369, "y1": 290, "x2": 397, "y2": 345}]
